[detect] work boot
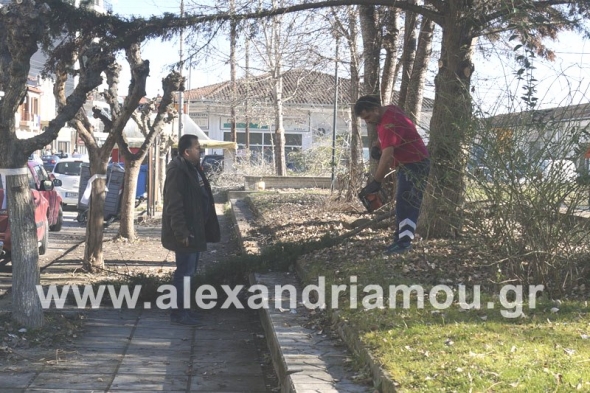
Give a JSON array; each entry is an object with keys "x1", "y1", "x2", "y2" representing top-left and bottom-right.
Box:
[{"x1": 383, "y1": 242, "x2": 412, "y2": 255}]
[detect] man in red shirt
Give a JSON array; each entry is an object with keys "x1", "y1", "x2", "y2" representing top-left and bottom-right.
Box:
[{"x1": 355, "y1": 95, "x2": 430, "y2": 254}]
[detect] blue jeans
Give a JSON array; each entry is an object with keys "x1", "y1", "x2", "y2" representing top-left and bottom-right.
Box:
[
  {"x1": 394, "y1": 159, "x2": 430, "y2": 244},
  {"x1": 173, "y1": 251, "x2": 200, "y2": 313}
]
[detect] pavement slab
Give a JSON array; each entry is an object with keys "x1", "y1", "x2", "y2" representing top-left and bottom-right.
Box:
[
  {"x1": 5, "y1": 308, "x2": 274, "y2": 392},
  {"x1": 249, "y1": 271, "x2": 372, "y2": 393}
]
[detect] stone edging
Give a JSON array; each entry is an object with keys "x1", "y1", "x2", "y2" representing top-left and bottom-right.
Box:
[
  {"x1": 230, "y1": 197, "x2": 397, "y2": 392},
  {"x1": 294, "y1": 261, "x2": 398, "y2": 393}
]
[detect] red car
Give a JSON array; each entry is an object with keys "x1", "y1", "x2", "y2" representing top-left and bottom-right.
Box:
[
  {"x1": 0, "y1": 162, "x2": 63, "y2": 256},
  {"x1": 28, "y1": 161, "x2": 64, "y2": 232}
]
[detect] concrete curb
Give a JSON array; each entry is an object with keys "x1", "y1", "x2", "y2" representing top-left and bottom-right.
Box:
[
  {"x1": 229, "y1": 198, "x2": 261, "y2": 255},
  {"x1": 230, "y1": 197, "x2": 382, "y2": 393},
  {"x1": 295, "y1": 263, "x2": 398, "y2": 393},
  {"x1": 249, "y1": 272, "x2": 371, "y2": 393}
]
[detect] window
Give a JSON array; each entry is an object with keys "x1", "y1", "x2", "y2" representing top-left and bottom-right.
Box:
[
  {"x1": 250, "y1": 133, "x2": 263, "y2": 145},
  {"x1": 263, "y1": 133, "x2": 272, "y2": 145},
  {"x1": 33, "y1": 165, "x2": 48, "y2": 181},
  {"x1": 223, "y1": 132, "x2": 247, "y2": 145},
  {"x1": 285, "y1": 134, "x2": 302, "y2": 146},
  {"x1": 54, "y1": 161, "x2": 84, "y2": 176}
]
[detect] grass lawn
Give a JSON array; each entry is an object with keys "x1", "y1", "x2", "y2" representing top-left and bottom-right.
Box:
[{"x1": 246, "y1": 192, "x2": 590, "y2": 392}]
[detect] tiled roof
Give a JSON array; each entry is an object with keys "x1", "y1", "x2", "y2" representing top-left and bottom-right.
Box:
[
  {"x1": 484, "y1": 102, "x2": 590, "y2": 127},
  {"x1": 185, "y1": 69, "x2": 434, "y2": 110}
]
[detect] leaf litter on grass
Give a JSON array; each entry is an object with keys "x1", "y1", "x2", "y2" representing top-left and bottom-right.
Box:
[{"x1": 248, "y1": 191, "x2": 590, "y2": 392}]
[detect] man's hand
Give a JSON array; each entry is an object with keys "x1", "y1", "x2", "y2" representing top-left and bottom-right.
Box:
[
  {"x1": 181, "y1": 237, "x2": 190, "y2": 247},
  {"x1": 360, "y1": 180, "x2": 381, "y2": 196},
  {"x1": 370, "y1": 146, "x2": 382, "y2": 161}
]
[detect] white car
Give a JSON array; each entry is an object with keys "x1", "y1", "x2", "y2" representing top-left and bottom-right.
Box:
[
  {"x1": 539, "y1": 159, "x2": 578, "y2": 182},
  {"x1": 51, "y1": 158, "x2": 87, "y2": 205}
]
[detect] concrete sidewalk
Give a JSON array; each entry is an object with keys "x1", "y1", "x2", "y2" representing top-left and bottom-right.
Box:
[
  {"x1": 2, "y1": 195, "x2": 376, "y2": 393},
  {"x1": 232, "y1": 196, "x2": 373, "y2": 393},
  {"x1": 1, "y1": 308, "x2": 274, "y2": 392}
]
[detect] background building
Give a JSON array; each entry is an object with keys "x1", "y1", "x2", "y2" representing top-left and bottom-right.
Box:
[{"x1": 184, "y1": 69, "x2": 434, "y2": 159}]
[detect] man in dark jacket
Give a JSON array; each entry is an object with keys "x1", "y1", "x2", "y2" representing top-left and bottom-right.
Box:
[{"x1": 162, "y1": 134, "x2": 220, "y2": 325}]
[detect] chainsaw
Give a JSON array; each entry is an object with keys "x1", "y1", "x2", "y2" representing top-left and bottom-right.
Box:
[
  {"x1": 358, "y1": 188, "x2": 389, "y2": 213},
  {"x1": 358, "y1": 169, "x2": 395, "y2": 213}
]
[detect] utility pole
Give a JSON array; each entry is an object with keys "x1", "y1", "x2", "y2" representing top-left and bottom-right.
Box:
[
  {"x1": 178, "y1": 0, "x2": 184, "y2": 141},
  {"x1": 230, "y1": 0, "x2": 237, "y2": 146}
]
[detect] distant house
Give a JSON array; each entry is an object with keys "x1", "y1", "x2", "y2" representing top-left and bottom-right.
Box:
[
  {"x1": 183, "y1": 69, "x2": 434, "y2": 157},
  {"x1": 480, "y1": 102, "x2": 590, "y2": 166}
]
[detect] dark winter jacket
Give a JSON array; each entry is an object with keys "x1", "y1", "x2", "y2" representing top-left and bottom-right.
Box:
[{"x1": 161, "y1": 156, "x2": 220, "y2": 252}]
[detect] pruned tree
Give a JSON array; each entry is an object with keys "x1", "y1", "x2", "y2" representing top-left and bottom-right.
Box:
[
  {"x1": 0, "y1": 1, "x2": 118, "y2": 327},
  {"x1": 64, "y1": 43, "x2": 151, "y2": 271},
  {"x1": 117, "y1": 73, "x2": 182, "y2": 241}
]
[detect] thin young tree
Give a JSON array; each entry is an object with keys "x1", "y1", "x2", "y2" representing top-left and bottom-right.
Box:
[
  {"x1": 117, "y1": 73, "x2": 183, "y2": 241},
  {"x1": 404, "y1": 16, "x2": 435, "y2": 125},
  {"x1": 380, "y1": 6, "x2": 400, "y2": 105},
  {"x1": 332, "y1": 6, "x2": 364, "y2": 200}
]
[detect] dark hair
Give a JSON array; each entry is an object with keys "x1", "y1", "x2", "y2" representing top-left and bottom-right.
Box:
[
  {"x1": 354, "y1": 95, "x2": 381, "y2": 116},
  {"x1": 178, "y1": 134, "x2": 199, "y2": 156}
]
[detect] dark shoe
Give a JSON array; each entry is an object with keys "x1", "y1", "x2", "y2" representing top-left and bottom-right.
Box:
[
  {"x1": 171, "y1": 312, "x2": 202, "y2": 326},
  {"x1": 383, "y1": 242, "x2": 412, "y2": 255}
]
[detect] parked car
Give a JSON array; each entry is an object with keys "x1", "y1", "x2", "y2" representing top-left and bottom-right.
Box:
[
  {"x1": 28, "y1": 153, "x2": 44, "y2": 166},
  {"x1": 28, "y1": 161, "x2": 64, "y2": 231},
  {"x1": 539, "y1": 159, "x2": 578, "y2": 182},
  {"x1": 42, "y1": 154, "x2": 61, "y2": 172},
  {"x1": 51, "y1": 157, "x2": 87, "y2": 206},
  {"x1": 0, "y1": 163, "x2": 62, "y2": 256},
  {"x1": 201, "y1": 154, "x2": 224, "y2": 177}
]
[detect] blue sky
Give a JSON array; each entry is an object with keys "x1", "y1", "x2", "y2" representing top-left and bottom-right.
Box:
[{"x1": 111, "y1": 0, "x2": 590, "y2": 114}]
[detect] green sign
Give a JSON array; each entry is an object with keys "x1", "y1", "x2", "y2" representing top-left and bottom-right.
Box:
[{"x1": 221, "y1": 120, "x2": 269, "y2": 130}]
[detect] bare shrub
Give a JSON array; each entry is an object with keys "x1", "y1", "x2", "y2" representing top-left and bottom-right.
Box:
[{"x1": 465, "y1": 113, "x2": 590, "y2": 294}]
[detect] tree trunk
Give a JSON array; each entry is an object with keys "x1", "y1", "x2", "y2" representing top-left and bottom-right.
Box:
[
  {"x1": 398, "y1": 6, "x2": 418, "y2": 109},
  {"x1": 405, "y1": 17, "x2": 435, "y2": 125},
  {"x1": 83, "y1": 159, "x2": 108, "y2": 272},
  {"x1": 7, "y1": 172, "x2": 43, "y2": 328},
  {"x1": 347, "y1": 8, "x2": 363, "y2": 200},
  {"x1": 420, "y1": 20, "x2": 476, "y2": 239},
  {"x1": 380, "y1": 7, "x2": 399, "y2": 105},
  {"x1": 230, "y1": 0, "x2": 238, "y2": 145},
  {"x1": 158, "y1": 149, "x2": 167, "y2": 205},
  {"x1": 273, "y1": 69, "x2": 286, "y2": 176},
  {"x1": 359, "y1": 4, "x2": 382, "y2": 175},
  {"x1": 118, "y1": 159, "x2": 141, "y2": 240}
]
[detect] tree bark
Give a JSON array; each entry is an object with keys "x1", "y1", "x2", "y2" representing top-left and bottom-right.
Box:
[
  {"x1": 117, "y1": 71, "x2": 183, "y2": 240},
  {"x1": 7, "y1": 172, "x2": 43, "y2": 328},
  {"x1": 405, "y1": 17, "x2": 435, "y2": 125},
  {"x1": 359, "y1": 4, "x2": 382, "y2": 175},
  {"x1": 380, "y1": 7, "x2": 399, "y2": 105},
  {"x1": 230, "y1": 0, "x2": 238, "y2": 146},
  {"x1": 274, "y1": 70, "x2": 287, "y2": 176},
  {"x1": 347, "y1": 7, "x2": 363, "y2": 200},
  {"x1": 420, "y1": 19, "x2": 476, "y2": 238},
  {"x1": 83, "y1": 158, "x2": 108, "y2": 272},
  {"x1": 118, "y1": 159, "x2": 141, "y2": 240},
  {"x1": 398, "y1": 5, "x2": 418, "y2": 109}
]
